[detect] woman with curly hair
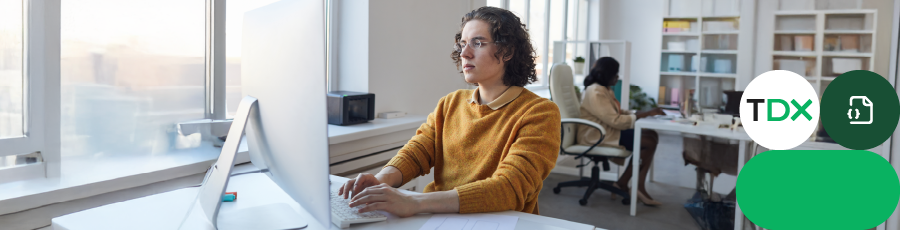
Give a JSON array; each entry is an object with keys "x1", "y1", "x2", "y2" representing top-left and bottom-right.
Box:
[{"x1": 337, "y1": 6, "x2": 561, "y2": 217}]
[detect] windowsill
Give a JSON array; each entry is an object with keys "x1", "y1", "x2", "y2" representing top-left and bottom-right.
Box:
[
  {"x1": 0, "y1": 116, "x2": 430, "y2": 216},
  {"x1": 327, "y1": 115, "x2": 428, "y2": 145},
  {"x1": 0, "y1": 139, "x2": 250, "y2": 216}
]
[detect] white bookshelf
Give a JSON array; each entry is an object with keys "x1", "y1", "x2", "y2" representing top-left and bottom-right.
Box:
[
  {"x1": 769, "y1": 5, "x2": 877, "y2": 147},
  {"x1": 658, "y1": 0, "x2": 752, "y2": 112},
  {"x1": 771, "y1": 9, "x2": 877, "y2": 96}
]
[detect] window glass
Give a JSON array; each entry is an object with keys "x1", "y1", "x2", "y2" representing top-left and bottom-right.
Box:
[
  {"x1": 0, "y1": 0, "x2": 24, "y2": 138},
  {"x1": 60, "y1": 0, "x2": 210, "y2": 170},
  {"x1": 225, "y1": 0, "x2": 282, "y2": 118},
  {"x1": 530, "y1": 0, "x2": 546, "y2": 85}
]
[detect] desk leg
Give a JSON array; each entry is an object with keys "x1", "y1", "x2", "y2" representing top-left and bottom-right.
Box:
[
  {"x1": 630, "y1": 127, "x2": 641, "y2": 216},
  {"x1": 735, "y1": 140, "x2": 747, "y2": 230}
]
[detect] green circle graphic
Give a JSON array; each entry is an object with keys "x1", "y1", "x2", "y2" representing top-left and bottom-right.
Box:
[{"x1": 821, "y1": 70, "x2": 900, "y2": 150}]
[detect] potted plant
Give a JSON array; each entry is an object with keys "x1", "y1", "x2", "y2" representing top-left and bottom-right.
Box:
[
  {"x1": 629, "y1": 85, "x2": 658, "y2": 111},
  {"x1": 573, "y1": 56, "x2": 585, "y2": 75}
]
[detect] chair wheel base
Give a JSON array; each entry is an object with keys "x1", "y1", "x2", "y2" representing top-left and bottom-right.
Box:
[
  {"x1": 552, "y1": 187, "x2": 561, "y2": 194},
  {"x1": 579, "y1": 199, "x2": 588, "y2": 206}
]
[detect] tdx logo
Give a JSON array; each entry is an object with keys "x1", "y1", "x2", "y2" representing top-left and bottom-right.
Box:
[
  {"x1": 745, "y1": 99, "x2": 813, "y2": 121},
  {"x1": 740, "y1": 71, "x2": 820, "y2": 150}
]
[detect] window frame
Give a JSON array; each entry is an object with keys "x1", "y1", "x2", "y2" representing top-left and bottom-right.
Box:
[
  {"x1": 0, "y1": 0, "x2": 62, "y2": 180},
  {"x1": 492, "y1": 0, "x2": 581, "y2": 90}
]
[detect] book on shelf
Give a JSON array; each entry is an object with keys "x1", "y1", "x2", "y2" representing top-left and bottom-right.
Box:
[
  {"x1": 703, "y1": 20, "x2": 737, "y2": 31},
  {"x1": 860, "y1": 35, "x2": 872, "y2": 52},
  {"x1": 663, "y1": 21, "x2": 692, "y2": 33},
  {"x1": 794, "y1": 35, "x2": 814, "y2": 51},
  {"x1": 670, "y1": 88, "x2": 681, "y2": 106},
  {"x1": 779, "y1": 35, "x2": 794, "y2": 51},
  {"x1": 658, "y1": 86, "x2": 667, "y2": 106},
  {"x1": 840, "y1": 35, "x2": 859, "y2": 52}
]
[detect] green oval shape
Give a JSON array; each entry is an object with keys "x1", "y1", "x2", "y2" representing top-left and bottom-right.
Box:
[{"x1": 738, "y1": 150, "x2": 900, "y2": 229}]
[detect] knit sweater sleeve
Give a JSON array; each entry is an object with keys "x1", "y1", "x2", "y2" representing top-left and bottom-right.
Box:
[
  {"x1": 384, "y1": 97, "x2": 444, "y2": 187},
  {"x1": 454, "y1": 100, "x2": 561, "y2": 213}
]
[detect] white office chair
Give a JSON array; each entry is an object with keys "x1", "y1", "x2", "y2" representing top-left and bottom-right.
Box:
[{"x1": 548, "y1": 62, "x2": 632, "y2": 206}]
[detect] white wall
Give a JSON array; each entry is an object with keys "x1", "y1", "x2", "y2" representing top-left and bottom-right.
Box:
[
  {"x1": 336, "y1": 0, "x2": 369, "y2": 93},
  {"x1": 599, "y1": 0, "x2": 664, "y2": 101},
  {"x1": 337, "y1": 0, "x2": 483, "y2": 115}
]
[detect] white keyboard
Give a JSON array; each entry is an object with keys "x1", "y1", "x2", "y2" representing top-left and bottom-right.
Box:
[{"x1": 330, "y1": 190, "x2": 387, "y2": 228}]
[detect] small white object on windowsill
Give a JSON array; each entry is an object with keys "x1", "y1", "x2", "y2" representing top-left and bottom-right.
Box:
[{"x1": 377, "y1": 111, "x2": 407, "y2": 119}]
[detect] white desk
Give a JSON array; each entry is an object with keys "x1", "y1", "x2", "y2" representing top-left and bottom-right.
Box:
[
  {"x1": 52, "y1": 173, "x2": 600, "y2": 230},
  {"x1": 630, "y1": 118, "x2": 753, "y2": 230}
]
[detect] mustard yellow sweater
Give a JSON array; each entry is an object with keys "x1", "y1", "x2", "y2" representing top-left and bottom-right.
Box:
[{"x1": 385, "y1": 88, "x2": 561, "y2": 214}]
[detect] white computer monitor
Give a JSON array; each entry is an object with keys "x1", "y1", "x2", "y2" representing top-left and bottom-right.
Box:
[
  {"x1": 177, "y1": 0, "x2": 330, "y2": 229},
  {"x1": 242, "y1": 0, "x2": 331, "y2": 227}
]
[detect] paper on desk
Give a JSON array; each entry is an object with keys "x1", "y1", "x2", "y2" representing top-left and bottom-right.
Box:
[
  {"x1": 420, "y1": 213, "x2": 518, "y2": 230},
  {"x1": 662, "y1": 109, "x2": 681, "y2": 117}
]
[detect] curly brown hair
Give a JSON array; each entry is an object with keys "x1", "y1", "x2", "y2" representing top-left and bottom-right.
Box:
[{"x1": 451, "y1": 6, "x2": 537, "y2": 87}]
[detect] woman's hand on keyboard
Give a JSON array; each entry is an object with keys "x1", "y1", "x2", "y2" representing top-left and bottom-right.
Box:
[
  {"x1": 338, "y1": 173, "x2": 381, "y2": 199},
  {"x1": 348, "y1": 183, "x2": 420, "y2": 218}
]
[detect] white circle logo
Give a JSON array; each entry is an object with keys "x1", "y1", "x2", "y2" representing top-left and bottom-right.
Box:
[{"x1": 740, "y1": 70, "x2": 820, "y2": 150}]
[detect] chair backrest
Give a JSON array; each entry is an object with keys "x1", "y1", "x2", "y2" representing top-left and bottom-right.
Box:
[{"x1": 549, "y1": 63, "x2": 580, "y2": 149}]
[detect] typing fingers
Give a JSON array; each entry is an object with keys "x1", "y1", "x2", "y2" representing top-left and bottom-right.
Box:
[
  {"x1": 350, "y1": 185, "x2": 388, "y2": 203},
  {"x1": 357, "y1": 202, "x2": 387, "y2": 213},
  {"x1": 348, "y1": 194, "x2": 385, "y2": 208},
  {"x1": 352, "y1": 175, "x2": 369, "y2": 198},
  {"x1": 341, "y1": 180, "x2": 355, "y2": 199}
]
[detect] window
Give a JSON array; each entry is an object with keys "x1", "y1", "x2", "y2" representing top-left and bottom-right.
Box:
[
  {"x1": 224, "y1": 0, "x2": 282, "y2": 118},
  {"x1": 488, "y1": 0, "x2": 588, "y2": 87},
  {"x1": 0, "y1": 0, "x2": 24, "y2": 139},
  {"x1": 59, "y1": 0, "x2": 210, "y2": 174},
  {"x1": 530, "y1": 0, "x2": 547, "y2": 84}
]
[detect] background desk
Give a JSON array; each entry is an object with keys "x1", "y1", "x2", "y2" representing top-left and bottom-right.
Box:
[
  {"x1": 631, "y1": 118, "x2": 753, "y2": 230},
  {"x1": 51, "y1": 168, "x2": 601, "y2": 230}
]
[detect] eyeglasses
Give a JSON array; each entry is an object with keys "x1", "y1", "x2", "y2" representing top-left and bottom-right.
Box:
[{"x1": 454, "y1": 39, "x2": 496, "y2": 52}]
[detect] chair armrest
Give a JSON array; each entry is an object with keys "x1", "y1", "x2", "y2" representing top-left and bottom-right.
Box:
[
  {"x1": 560, "y1": 118, "x2": 607, "y2": 159},
  {"x1": 561, "y1": 118, "x2": 606, "y2": 135}
]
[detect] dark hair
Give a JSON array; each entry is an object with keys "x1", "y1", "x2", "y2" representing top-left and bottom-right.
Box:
[
  {"x1": 583, "y1": 57, "x2": 619, "y2": 87},
  {"x1": 451, "y1": 6, "x2": 537, "y2": 87}
]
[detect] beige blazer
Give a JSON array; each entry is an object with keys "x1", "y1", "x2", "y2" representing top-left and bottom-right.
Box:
[{"x1": 576, "y1": 83, "x2": 636, "y2": 147}]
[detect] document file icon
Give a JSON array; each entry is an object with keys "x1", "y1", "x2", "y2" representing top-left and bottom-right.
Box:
[{"x1": 849, "y1": 96, "x2": 873, "y2": 124}]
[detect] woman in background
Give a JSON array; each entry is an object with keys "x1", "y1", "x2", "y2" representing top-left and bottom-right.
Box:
[{"x1": 577, "y1": 57, "x2": 664, "y2": 206}]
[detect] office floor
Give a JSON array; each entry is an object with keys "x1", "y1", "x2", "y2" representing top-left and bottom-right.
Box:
[{"x1": 539, "y1": 173, "x2": 705, "y2": 230}]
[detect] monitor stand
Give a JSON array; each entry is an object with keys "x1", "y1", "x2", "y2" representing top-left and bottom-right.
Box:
[{"x1": 178, "y1": 96, "x2": 308, "y2": 230}]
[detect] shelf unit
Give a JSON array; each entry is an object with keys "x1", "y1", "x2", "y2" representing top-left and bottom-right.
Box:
[
  {"x1": 772, "y1": 9, "x2": 877, "y2": 95},
  {"x1": 659, "y1": 0, "x2": 750, "y2": 112},
  {"x1": 759, "y1": 0, "x2": 895, "y2": 163},
  {"x1": 770, "y1": 8, "x2": 877, "y2": 148}
]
